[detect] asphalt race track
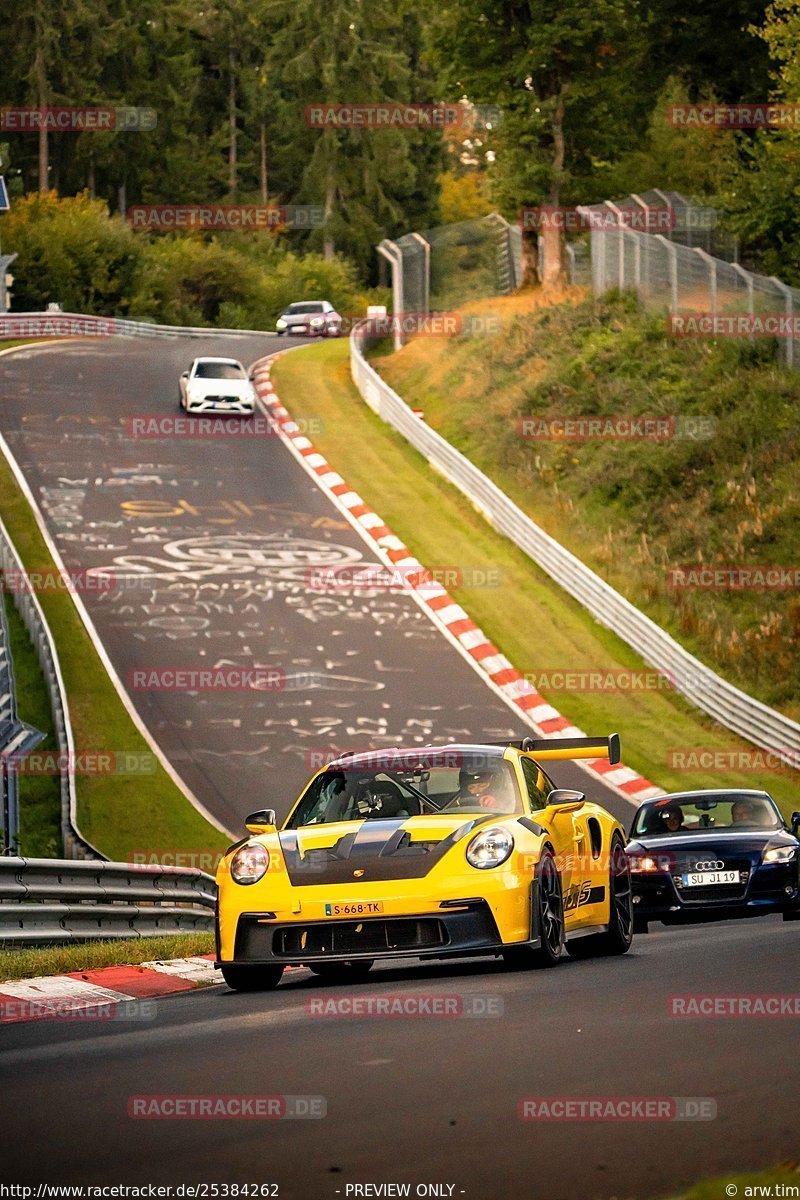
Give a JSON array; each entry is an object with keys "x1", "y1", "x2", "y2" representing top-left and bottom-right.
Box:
[
  {"x1": 1, "y1": 918, "x2": 798, "y2": 1195},
  {"x1": 0, "y1": 335, "x2": 630, "y2": 832},
  {"x1": 2, "y1": 337, "x2": 798, "y2": 1198}
]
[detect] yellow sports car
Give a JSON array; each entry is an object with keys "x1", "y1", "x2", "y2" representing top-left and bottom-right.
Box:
[{"x1": 215, "y1": 735, "x2": 634, "y2": 990}]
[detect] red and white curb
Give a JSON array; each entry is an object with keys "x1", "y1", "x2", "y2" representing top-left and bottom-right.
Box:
[
  {"x1": 253, "y1": 354, "x2": 662, "y2": 806},
  {"x1": 0, "y1": 954, "x2": 219, "y2": 1024}
]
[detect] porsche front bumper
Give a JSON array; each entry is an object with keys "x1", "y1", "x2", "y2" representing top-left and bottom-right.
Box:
[{"x1": 218, "y1": 899, "x2": 509, "y2": 967}]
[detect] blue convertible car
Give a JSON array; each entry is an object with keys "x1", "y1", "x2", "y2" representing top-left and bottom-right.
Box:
[{"x1": 626, "y1": 789, "x2": 800, "y2": 931}]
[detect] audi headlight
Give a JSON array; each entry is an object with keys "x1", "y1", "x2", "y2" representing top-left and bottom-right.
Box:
[
  {"x1": 466, "y1": 827, "x2": 514, "y2": 870},
  {"x1": 276, "y1": 318, "x2": 287, "y2": 329},
  {"x1": 629, "y1": 855, "x2": 659, "y2": 873},
  {"x1": 764, "y1": 845, "x2": 798, "y2": 864},
  {"x1": 230, "y1": 842, "x2": 268, "y2": 884}
]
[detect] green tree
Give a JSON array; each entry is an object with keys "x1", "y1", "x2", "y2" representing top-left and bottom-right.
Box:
[
  {"x1": 722, "y1": 0, "x2": 800, "y2": 281},
  {"x1": 428, "y1": 0, "x2": 645, "y2": 285},
  {"x1": 263, "y1": 0, "x2": 441, "y2": 271}
]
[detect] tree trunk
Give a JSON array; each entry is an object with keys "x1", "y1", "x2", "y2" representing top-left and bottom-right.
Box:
[
  {"x1": 323, "y1": 173, "x2": 335, "y2": 260},
  {"x1": 228, "y1": 47, "x2": 237, "y2": 199},
  {"x1": 541, "y1": 82, "x2": 568, "y2": 288},
  {"x1": 88, "y1": 153, "x2": 96, "y2": 199},
  {"x1": 34, "y1": 16, "x2": 48, "y2": 193},
  {"x1": 259, "y1": 122, "x2": 268, "y2": 204}
]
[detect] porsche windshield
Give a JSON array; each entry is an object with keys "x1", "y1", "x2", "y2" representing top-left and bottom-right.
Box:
[
  {"x1": 633, "y1": 794, "x2": 783, "y2": 836},
  {"x1": 288, "y1": 753, "x2": 523, "y2": 826}
]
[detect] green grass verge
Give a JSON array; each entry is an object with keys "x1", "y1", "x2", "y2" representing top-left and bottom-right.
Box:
[
  {"x1": 0, "y1": 933, "x2": 215, "y2": 982},
  {"x1": 272, "y1": 340, "x2": 799, "y2": 817},
  {"x1": 377, "y1": 291, "x2": 800, "y2": 720},
  {"x1": 3, "y1": 593, "x2": 61, "y2": 856},
  {"x1": 678, "y1": 1166, "x2": 800, "y2": 1200},
  {"x1": 0, "y1": 404, "x2": 230, "y2": 860}
]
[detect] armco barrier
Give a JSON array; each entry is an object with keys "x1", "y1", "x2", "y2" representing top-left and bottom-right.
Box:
[
  {"x1": 6, "y1": 312, "x2": 275, "y2": 339},
  {"x1": 0, "y1": 516, "x2": 103, "y2": 861},
  {"x1": 0, "y1": 857, "x2": 215, "y2": 943},
  {"x1": 350, "y1": 326, "x2": 800, "y2": 766}
]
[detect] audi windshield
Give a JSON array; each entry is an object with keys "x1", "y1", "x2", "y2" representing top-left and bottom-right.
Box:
[{"x1": 633, "y1": 793, "x2": 783, "y2": 836}]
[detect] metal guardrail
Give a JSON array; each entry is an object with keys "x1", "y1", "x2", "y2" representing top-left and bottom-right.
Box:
[
  {"x1": 350, "y1": 326, "x2": 800, "y2": 767},
  {"x1": 0, "y1": 516, "x2": 105, "y2": 861},
  {"x1": 6, "y1": 313, "x2": 275, "y2": 339},
  {"x1": 0, "y1": 579, "x2": 44, "y2": 855},
  {"x1": 0, "y1": 857, "x2": 215, "y2": 943}
]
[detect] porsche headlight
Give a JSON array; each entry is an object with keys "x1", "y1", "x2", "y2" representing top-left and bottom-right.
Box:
[
  {"x1": 276, "y1": 318, "x2": 287, "y2": 329},
  {"x1": 764, "y1": 845, "x2": 798, "y2": 864},
  {"x1": 230, "y1": 842, "x2": 268, "y2": 884},
  {"x1": 466, "y1": 827, "x2": 514, "y2": 870}
]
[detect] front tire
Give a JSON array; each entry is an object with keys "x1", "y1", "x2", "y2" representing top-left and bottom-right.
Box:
[
  {"x1": 220, "y1": 964, "x2": 284, "y2": 992},
  {"x1": 567, "y1": 834, "x2": 634, "y2": 959},
  {"x1": 306, "y1": 959, "x2": 375, "y2": 982},
  {"x1": 503, "y1": 846, "x2": 564, "y2": 969}
]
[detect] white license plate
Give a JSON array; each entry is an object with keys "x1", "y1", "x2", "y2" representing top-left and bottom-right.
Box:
[
  {"x1": 683, "y1": 870, "x2": 739, "y2": 887},
  {"x1": 324, "y1": 901, "x2": 384, "y2": 917}
]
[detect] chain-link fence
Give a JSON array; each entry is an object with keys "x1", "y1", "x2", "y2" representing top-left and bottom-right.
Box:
[
  {"x1": 378, "y1": 214, "x2": 523, "y2": 347},
  {"x1": 583, "y1": 193, "x2": 800, "y2": 368},
  {"x1": 378, "y1": 190, "x2": 800, "y2": 367}
]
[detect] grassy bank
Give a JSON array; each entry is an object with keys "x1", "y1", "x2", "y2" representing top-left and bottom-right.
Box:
[
  {"x1": 0, "y1": 393, "x2": 230, "y2": 859},
  {"x1": 376, "y1": 290, "x2": 800, "y2": 721},
  {"x1": 0, "y1": 934, "x2": 215, "y2": 982},
  {"x1": 272, "y1": 339, "x2": 799, "y2": 816}
]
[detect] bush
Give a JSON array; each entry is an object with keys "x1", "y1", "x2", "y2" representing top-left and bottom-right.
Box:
[
  {"x1": 3, "y1": 192, "x2": 386, "y2": 326},
  {"x1": 2, "y1": 191, "x2": 143, "y2": 314}
]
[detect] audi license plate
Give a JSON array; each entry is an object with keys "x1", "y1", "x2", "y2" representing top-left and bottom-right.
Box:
[
  {"x1": 324, "y1": 901, "x2": 384, "y2": 917},
  {"x1": 682, "y1": 870, "x2": 739, "y2": 887}
]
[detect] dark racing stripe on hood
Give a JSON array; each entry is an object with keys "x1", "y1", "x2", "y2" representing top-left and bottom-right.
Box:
[{"x1": 278, "y1": 815, "x2": 497, "y2": 885}]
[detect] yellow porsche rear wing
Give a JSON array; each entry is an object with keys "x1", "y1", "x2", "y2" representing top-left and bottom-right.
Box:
[{"x1": 502, "y1": 734, "x2": 620, "y2": 765}]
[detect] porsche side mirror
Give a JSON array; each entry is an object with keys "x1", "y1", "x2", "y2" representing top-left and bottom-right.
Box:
[
  {"x1": 791, "y1": 811, "x2": 800, "y2": 835},
  {"x1": 245, "y1": 808, "x2": 277, "y2": 833},
  {"x1": 547, "y1": 789, "x2": 586, "y2": 813},
  {"x1": 180, "y1": 371, "x2": 189, "y2": 378}
]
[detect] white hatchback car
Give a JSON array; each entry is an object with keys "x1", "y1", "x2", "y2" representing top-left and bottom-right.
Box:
[{"x1": 179, "y1": 358, "x2": 257, "y2": 415}]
